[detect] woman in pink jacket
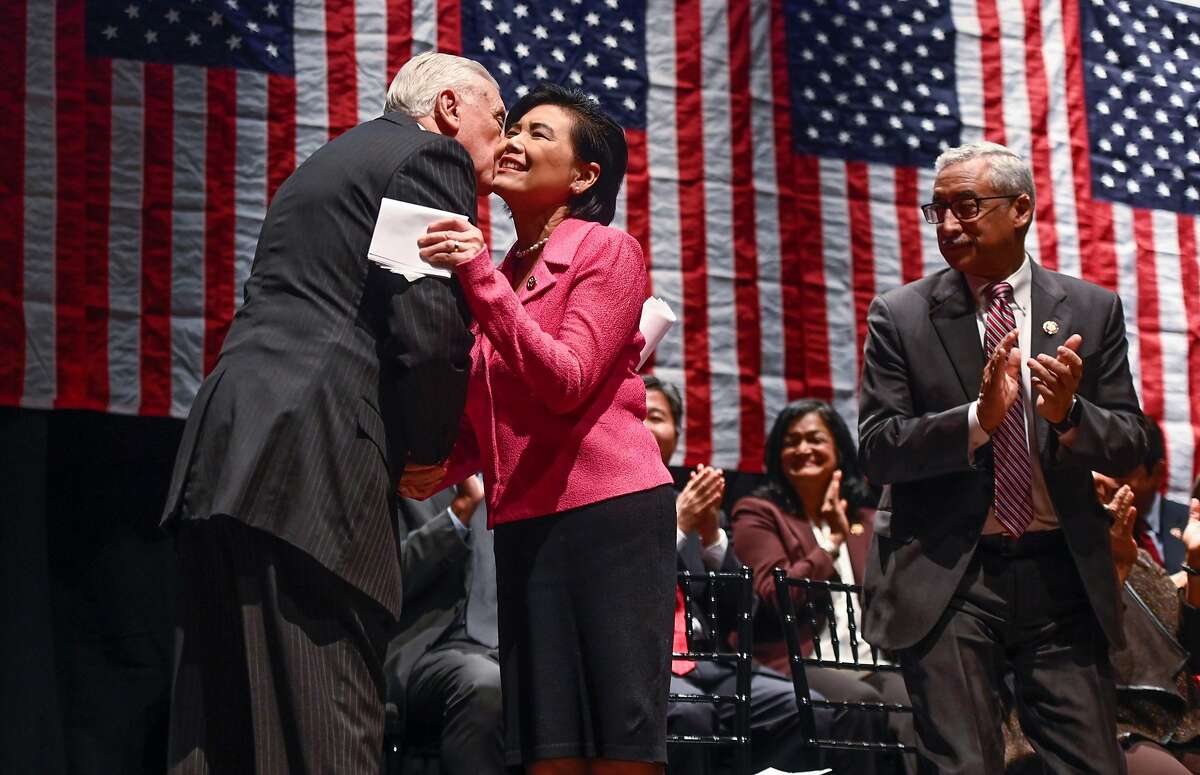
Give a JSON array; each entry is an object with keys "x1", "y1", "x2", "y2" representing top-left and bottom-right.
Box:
[{"x1": 408, "y1": 83, "x2": 675, "y2": 775}]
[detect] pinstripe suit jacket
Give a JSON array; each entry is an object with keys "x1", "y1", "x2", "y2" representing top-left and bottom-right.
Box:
[{"x1": 162, "y1": 112, "x2": 476, "y2": 618}]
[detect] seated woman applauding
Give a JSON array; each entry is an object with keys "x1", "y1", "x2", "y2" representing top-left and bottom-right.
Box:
[
  {"x1": 404, "y1": 84, "x2": 675, "y2": 775},
  {"x1": 732, "y1": 399, "x2": 914, "y2": 774}
]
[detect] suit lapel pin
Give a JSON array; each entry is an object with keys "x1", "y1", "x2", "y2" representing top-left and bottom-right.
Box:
[
  {"x1": 850, "y1": 523, "x2": 865, "y2": 536},
  {"x1": 1042, "y1": 320, "x2": 1060, "y2": 336}
]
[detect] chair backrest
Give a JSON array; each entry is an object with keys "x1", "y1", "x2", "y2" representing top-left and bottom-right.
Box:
[
  {"x1": 772, "y1": 568, "x2": 915, "y2": 753},
  {"x1": 667, "y1": 565, "x2": 755, "y2": 775}
]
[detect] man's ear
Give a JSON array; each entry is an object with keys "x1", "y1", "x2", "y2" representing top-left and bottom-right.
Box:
[
  {"x1": 570, "y1": 161, "x2": 602, "y2": 196},
  {"x1": 1011, "y1": 192, "x2": 1033, "y2": 231},
  {"x1": 430, "y1": 88, "x2": 463, "y2": 135}
]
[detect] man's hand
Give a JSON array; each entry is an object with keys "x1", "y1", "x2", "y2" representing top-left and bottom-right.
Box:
[
  {"x1": 676, "y1": 464, "x2": 724, "y2": 546},
  {"x1": 1029, "y1": 333, "x2": 1083, "y2": 424},
  {"x1": 398, "y1": 462, "x2": 447, "y2": 500},
  {"x1": 977, "y1": 328, "x2": 1022, "y2": 433},
  {"x1": 450, "y1": 475, "x2": 484, "y2": 523},
  {"x1": 1106, "y1": 484, "x2": 1137, "y2": 584}
]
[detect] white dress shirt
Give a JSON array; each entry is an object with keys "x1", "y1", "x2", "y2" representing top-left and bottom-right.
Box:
[
  {"x1": 811, "y1": 523, "x2": 888, "y2": 665},
  {"x1": 964, "y1": 255, "x2": 1062, "y2": 534},
  {"x1": 676, "y1": 527, "x2": 729, "y2": 569}
]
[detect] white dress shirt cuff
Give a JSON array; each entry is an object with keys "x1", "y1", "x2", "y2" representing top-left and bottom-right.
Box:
[
  {"x1": 967, "y1": 400, "x2": 992, "y2": 464},
  {"x1": 447, "y1": 508, "x2": 469, "y2": 540},
  {"x1": 677, "y1": 527, "x2": 730, "y2": 571},
  {"x1": 701, "y1": 529, "x2": 729, "y2": 570}
]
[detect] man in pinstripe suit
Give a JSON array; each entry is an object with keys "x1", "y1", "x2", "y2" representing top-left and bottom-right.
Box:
[{"x1": 161, "y1": 53, "x2": 505, "y2": 774}]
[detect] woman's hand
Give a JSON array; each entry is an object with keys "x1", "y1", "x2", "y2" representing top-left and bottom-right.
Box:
[
  {"x1": 417, "y1": 217, "x2": 486, "y2": 269},
  {"x1": 1106, "y1": 484, "x2": 1138, "y2": 584},
  {"x1": 820, "y1": 470, "x2": 850, "y2": 548},
  {"x1": 675, "y1": 465, "x2": 724, "y2": 546},
  {"x1": 398, "y1": 462, "x2": 447, "y2": 500}
]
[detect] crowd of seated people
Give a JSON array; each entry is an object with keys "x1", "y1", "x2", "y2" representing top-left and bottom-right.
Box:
[{"x1": 385, "y1": 387, "x2": 1200, "y2": 775}]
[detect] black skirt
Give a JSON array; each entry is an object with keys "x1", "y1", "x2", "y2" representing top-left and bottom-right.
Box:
[{"x1": 493, "y1": 484, "x2": 677, "y2": 765}]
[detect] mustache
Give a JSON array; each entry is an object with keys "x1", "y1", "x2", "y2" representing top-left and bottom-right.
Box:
[{"x1": 940, "y1": 235, "x2": 973, "y2": 248}]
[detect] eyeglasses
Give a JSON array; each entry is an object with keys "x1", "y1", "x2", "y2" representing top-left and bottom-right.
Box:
[{"x1": 920, "y1": 195, "x2": 1019, "y2": 224}]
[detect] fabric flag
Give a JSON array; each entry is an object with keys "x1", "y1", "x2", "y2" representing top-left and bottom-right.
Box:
[{"x1": 4, "y1": 0, "x2": 1199, "y2": 499}]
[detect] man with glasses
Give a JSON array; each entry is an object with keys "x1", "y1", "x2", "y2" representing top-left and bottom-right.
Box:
[{"x1": 857, "y1": 141, "x2": 1145, "y2": 774}]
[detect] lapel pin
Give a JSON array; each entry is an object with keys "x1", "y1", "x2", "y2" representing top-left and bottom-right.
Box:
[
  {"x1": 526, "y1": 276, "x2": 537, "y2": 291},
  {"x1": 850, "y1": 523, "x2": 865, "y2": 536},
  {"x1": 1042, "y1": 320, "x2": 1060, "y2": 336}
]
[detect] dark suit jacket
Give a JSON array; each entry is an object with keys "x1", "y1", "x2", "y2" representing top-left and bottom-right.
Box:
[
  {"x1": 383, "y1": 489, "x2": 476, "y2": 737},
  {"x1": 730, "y1": 496, "x2": 874, "y2": 673},
  {"x1": 1160, "y1": 497, "x2": 1189, "y2": 574},
  {"x1": 858, "y1": 262, "x2": 1145, "y2": 651},
  {"x1": 161, "y1": 112, "x2": 477, "y2": 618}
]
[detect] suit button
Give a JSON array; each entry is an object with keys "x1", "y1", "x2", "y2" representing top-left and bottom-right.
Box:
[{"x1": 526, "y1": 276, "x2": 537, "y2": 291}]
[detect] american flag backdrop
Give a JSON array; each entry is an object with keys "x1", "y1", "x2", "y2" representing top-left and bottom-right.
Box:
[{"x1": 3, "y1": 0, "x2": 1200, "y2": 498}]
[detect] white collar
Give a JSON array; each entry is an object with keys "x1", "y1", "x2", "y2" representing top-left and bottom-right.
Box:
[{"x1": 964, "y1": 253, "x2": 1032, "y2": 310}]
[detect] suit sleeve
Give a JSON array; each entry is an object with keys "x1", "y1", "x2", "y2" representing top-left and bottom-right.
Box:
[
  {"x1": 858, "y1": 294, "x2": 977, "y2": 485},
  {"x1": 454, "y1": 229, "x2": 647, "y2": 415},
  {"x1": 1048, "y1": 293, "x2": 1145, "y2": 475},
  {"x1": 377, "y1": 138, "x2": 478, "y2": 464},
  {"x1": 730, "y1": 498, "x2": 835, "y2": 614},
  {"x1": 398, "y1": 510, "x2": 470, "y2": 605}
]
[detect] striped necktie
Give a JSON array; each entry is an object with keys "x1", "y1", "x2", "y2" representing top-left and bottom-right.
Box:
[{"x1": 985, "y1": 282, "x2": 1034, "y2": 537}]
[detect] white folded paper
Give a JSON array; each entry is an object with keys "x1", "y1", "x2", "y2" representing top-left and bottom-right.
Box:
[
  {"x1": 752, "y1": 769, "x2": 832, "y2": 775},
  {"x1": 638, "y1": 296, "x2": 677, "y2": 369},
  {"x1": 367, "y1": 197, "x2": 466, "y2": 282}
]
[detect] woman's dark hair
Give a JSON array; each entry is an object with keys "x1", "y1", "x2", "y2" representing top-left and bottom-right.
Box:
[
  {"x1": 504, "y1": 83, "x2": 628, "y2": 225},
  {"x1": 752, "y1": 399, "x2": 875, "y2": 518}
]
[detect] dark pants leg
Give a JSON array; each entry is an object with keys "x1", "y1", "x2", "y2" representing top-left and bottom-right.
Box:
[
  {"x1": 807, "y1": 666, "x2": 905, "y2": 775},
  {"x1": 405, "y1": 640, "x2": 505, "y2": 775},
  {"x1": 666, "y1": 674, "x2": 719, "y2": 775},
  {"x1": 898, "y1": 538, "x2": 1124, "y2": 775},
  {"x1": 168, "y1": 518, "x2": 391, "y2": 775}
]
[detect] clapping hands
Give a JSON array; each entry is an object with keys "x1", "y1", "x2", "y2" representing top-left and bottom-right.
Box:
[
  {"x1": 977, "y1": 329, "x2": 1022, "y2": 433},
  {"x1": 1106, "y1": 484, "x2": 1138, "y2": 584},
  {"x1": 676, "y1": 464, "x2": 724, "y2": 546}
]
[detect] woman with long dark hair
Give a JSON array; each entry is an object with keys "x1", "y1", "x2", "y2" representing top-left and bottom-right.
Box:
[
  {"x1": 732, "y1": 399, "x2": 913, "y2": 773},
  {"x1": 403, "y1": 84, "x2": 675, "y2": 775}
]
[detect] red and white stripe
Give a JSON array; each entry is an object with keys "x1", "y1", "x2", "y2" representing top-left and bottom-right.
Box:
[{"x1": 9, "y1": 0, "x2": 1200, "y2": 495}]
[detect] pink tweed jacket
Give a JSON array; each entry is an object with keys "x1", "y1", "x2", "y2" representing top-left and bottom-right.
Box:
[{"x1": 441, "y1": 217, "x2": 672, "y2": 526}]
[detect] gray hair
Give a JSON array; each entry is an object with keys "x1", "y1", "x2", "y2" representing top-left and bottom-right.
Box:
[
  {"x1": 384, "y1": 52, "x2": 499, "y2": 117},
  {"x1": 934, "y1": 141, "x2": 1036, "y2": 207}
]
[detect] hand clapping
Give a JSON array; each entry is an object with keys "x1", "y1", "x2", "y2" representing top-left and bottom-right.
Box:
[
  {"x1": 977, "y1": 328, "x2": 1022, "y2": 433},
  {"x1": 820, "y1": 470, "x2": 851, "y2": 548},
  {"x1": 675, "y1": 464, "x2": 724, "y2": 546},
  {"x1": 1106, "y1": 484, "x2": 1137, "y2": 584},
  {"x1": 1029, "y1": 333, "x2": 1083, "y2": 424}
]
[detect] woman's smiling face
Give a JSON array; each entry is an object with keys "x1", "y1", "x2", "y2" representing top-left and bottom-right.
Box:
[
  {"x1": 492, "y1": 104, "x2": 588, "y2": 212},
  {"x1": 780, "y1": 411, "x2": 838, "y2": 490}
]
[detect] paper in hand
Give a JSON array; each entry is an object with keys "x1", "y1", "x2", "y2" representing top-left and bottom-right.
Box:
[
  {"x1": 638, "y1": 297, "x2": 677, "y2": 369},
  {"x1": 367, "y1": 197, "x2": 466, "y2": 282}
]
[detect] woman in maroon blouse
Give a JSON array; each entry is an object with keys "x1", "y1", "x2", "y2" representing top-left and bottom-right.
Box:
[
  {"x1": 731, "y1": 399, "x2": 914, "y2": 772},
  {"x1": 404, "y1": 84, "x2": 675, "y2": 775}
]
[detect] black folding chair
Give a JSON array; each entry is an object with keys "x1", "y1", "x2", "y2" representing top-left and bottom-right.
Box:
[
  {"x1": 666, "y1": 565, "x2": 755, "y2": 775},
  {"x1": 772, "y1": 568, "x2": 915, "y2": 757}
]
